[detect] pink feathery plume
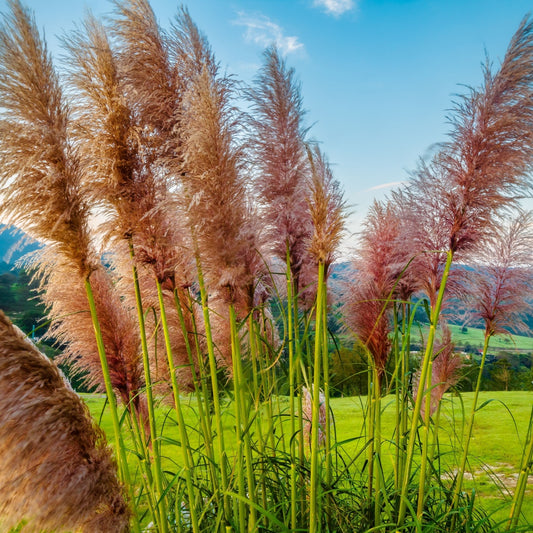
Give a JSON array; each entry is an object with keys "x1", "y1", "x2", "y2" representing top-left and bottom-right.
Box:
[
  {"x1": 247, "y1": 46, "x2": 314, "y2": 299},
  {"x1": 392, "y1": 17, "x2": 533, "y2": 309},
  {"x1": 465, "y1": 211, "x2": 533, "y2": 338},
  {"x1": 393, "y1": 166, "x2": 462, "y2": 309},
  {"x1": 345, "y1": 200, "x2": 407, "y2": 382}
]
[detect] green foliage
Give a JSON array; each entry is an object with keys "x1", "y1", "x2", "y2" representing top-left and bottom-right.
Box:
[
  {"x1": 0, "y1": 268, "x2": 46, "y2": 334},
  {"x1": 330, "y1": 342, "x2": 369, "y2": 396}
]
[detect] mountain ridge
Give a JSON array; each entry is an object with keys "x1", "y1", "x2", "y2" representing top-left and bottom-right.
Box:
[{"x1": 0, "y1": 225, "x2": 39, "y2": 267}]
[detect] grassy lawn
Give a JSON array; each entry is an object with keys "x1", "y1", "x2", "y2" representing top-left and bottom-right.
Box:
[
  {"x1": 333, "y1": 391, "x2": 533, "y2": 522},
  {"x1": 83, "y1": 390, "x2": 533, "y2": 526}
]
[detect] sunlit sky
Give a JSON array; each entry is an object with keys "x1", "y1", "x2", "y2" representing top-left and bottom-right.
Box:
[{"x1": 1, "y1": 0, "x2": 532, "y2": 246}]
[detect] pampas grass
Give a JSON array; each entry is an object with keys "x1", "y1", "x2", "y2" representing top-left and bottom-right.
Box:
[
  {"x1": 345, "y1": 200, "x2": 403, "y2": 380},
  {"x1": 306, "y1": 144, "x2": 346, "y2": 275},
  {"x1": 1, "y1": 1, "x2": 533, "y2": 531},
  {"x1": 247, "y1": 46, "x2": 314, "y2": 299},
  {"x1": 178, "y1": 52, "x2": 267, "y2": 365},
  {"x1": 0, "y1": 310, "x2": 129, "y2": 533},
  {"x1": 0, "y1": 0, "x2": 92, "y2": 273},
  {"x1": 41, "y1": 263, "x2": 144, "y2": 409},
  {"x1": 0, "y1": 0, "x2": 144, "y2": 409},
  {"x1": 414, "y1": 325, "x2": 462, "y2": 419},
  {"x1": 452, "y1": 211, "x2": 533, "y2": 511},
  {"x1": 394, "y1": 17, "x2": 533, "y2": 524}
]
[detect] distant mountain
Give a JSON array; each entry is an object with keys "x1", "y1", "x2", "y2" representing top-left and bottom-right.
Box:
[
  {"x1": 0, "y1": 225, "x2": 40, "y2": 266},
  {"x1": 328, "y1": 260, "x2": 533, "y2": 338}
]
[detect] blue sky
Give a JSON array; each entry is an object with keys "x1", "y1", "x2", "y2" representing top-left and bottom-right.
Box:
[{"x1": 1, "y1": 0, "x2": 532, "y2": 243}]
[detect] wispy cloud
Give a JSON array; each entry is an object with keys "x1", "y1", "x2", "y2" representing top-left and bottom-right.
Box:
[
  {"x1": 366, "y1": 181, "x2": 405, "y2": 192},
  {"x1": 234, "y1": 12, "x2": 304, "y2": 55},
  {"x1": 313, "y1": 0, "x2": 356, "y2": 17}
]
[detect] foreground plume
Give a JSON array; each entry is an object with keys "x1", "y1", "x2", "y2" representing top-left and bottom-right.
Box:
[{"x1": 0, "y1": 311, "x2": 130, "y2": 533}]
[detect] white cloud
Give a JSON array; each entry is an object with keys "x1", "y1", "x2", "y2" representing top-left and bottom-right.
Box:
[
  {"x1": 366, "y1": 181, "x2": 406, "y2": 192},
  {"x1": 234, "y1": 12, "x2": 304, "y2": 55},
  {"x1": 313, "y1": 0, "x2": 355, "y2": 17}
]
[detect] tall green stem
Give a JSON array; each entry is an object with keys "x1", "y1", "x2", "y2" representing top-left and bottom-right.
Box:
[
  {"x1": 397, "y1": 250, "x2": 453, "y2": 526},
  {"x1": 373, "y1": 368, "x2": 382, "y2": 528},
  {"x1": 230, "y1": 305, "x2": 257, "y2": 532},
  {"x1": 367, "y1": 360, "x2": 375, "y2": 503},
  {"x1": 129, "y1": 241, "x2": 168, "y2": 532},
  {"x1": 399, "y1": 302, "x2": 412, "y2": 487},
  {"x1": 393, "y1": 305, "x2": 401, "y2": 492},
  {"x1": 321, "y1": 282, "x2": 332, "y2": 527},
  {"x1": 309, "y1": 261, "x2": 326, "y2": 533},
  {"x1": 173, "y1": 288, "x2": 218, "y2": 496},
  {"x1": 286, "y1": 252, "x2": 298, "y2": 531},
  {"x1": 294, "y1": 292, "x2": 306, "y2": 523},
  {"x1": 84, "y1": 276, "x2": 141, "y2": 533},
  {"x1": 452, "y1": 332, "x2": 491, "y2": 509},
  {"x1": 417, "y1": 357, "x2": 433, "y2": 517},
  {"x1": 196, "y1": 256, "x2": 230, "y2": 520},
  {"x1": 156, "y1": 279, "x2": 199, "y2": 533}
]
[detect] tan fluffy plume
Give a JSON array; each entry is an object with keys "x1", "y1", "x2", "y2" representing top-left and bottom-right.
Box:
[
  {"x1": 177, "y1": 22, "x2": 267, "y2": 364},
  {"x1": 0, "y1": 0, "x2": 144, "y2": 408},
  {"x1": 306, "y1": 144, "x2": 347, "y2": 274},
  {"x1": 65, "y1": 7, "x2": 196, "y2": 392},
  {"x1": 0, "y1": 310, "x2": 130, "y2": 533}
]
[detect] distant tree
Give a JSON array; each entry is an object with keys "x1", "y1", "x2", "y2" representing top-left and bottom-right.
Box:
[
  {"x1": 0, "y1": 271, "x2": 17, "y2": 311},
  {"x1": 330, "y1": 343, "x2": 369, "y2": 397},
  {"x1": 492, "y1": 358, "x2": 512, "y2": 391}
]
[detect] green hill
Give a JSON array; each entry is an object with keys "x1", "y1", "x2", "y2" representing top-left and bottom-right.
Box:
[{"x1": 414, "y1": 322, "x2": 533, "y2": 353}]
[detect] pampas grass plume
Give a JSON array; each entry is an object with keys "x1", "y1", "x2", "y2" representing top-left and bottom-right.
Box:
[
  {"x1": 247, "y1": 46, "x2": 313, "y2": 294},
  {"x1": 345, "y1": 200, "x2": 405, "y2": 380},
  {"x1": 302, "y1": 385, "x2": 327, "y2": 448},
  {"x1": 306, "y1": 144, "x2": 346, "y2": 273},
  {"x1": 0, "y1": 310, "x2": 130, "y2": 532},
  {"x1": 466, "y1": 211, "x2": 533, "y2": 338}
]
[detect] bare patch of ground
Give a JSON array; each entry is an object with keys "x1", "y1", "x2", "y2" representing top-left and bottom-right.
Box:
[{"x1": 442, "y1": 462, "x2": 533, "y2": 490}]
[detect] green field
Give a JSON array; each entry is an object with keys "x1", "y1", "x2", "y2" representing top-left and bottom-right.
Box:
[
  {"x1": 84, "y1": 390, "x2": 533, "y2": 526},
  {"x1": 415, "y1": 323, "x2": 533, "y2": 352}
]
